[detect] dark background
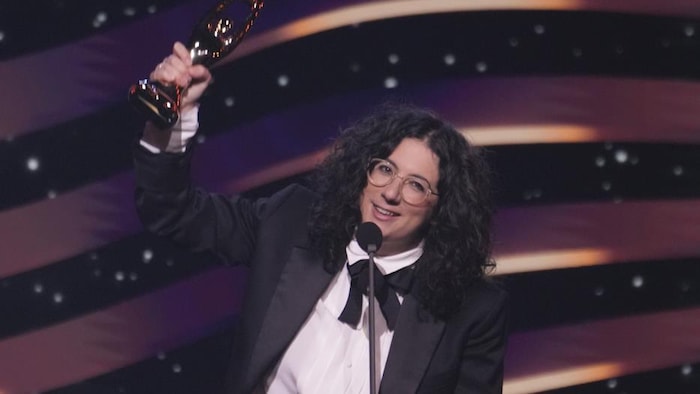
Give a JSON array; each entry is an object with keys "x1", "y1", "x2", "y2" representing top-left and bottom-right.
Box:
[{"x1": 1, "y1": 1, "x2": 700, "y2": 393}]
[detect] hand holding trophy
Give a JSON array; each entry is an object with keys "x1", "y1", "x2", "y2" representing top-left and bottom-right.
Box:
[{"x1": 129, "y1": 0, "x2": 264, "y2": 129}]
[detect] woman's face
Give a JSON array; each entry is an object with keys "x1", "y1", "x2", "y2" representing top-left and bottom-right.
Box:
[{"x1": 359, "y1": 137, "x2": 440, "y2": 256}]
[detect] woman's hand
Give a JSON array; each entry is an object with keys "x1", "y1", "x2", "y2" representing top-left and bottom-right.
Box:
[{"x1": 149, "y1": 41, "x2": 213, "y2": 113}]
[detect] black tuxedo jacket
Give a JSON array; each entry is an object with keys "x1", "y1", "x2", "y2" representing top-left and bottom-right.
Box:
[{"x1": 134, "y1": 145, "x2": 508, "y2": 394}]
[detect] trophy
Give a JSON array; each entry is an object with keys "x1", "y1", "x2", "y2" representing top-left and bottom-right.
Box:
[{"x1": 128, "y1": 0, "x2": 264, "y2": 129}]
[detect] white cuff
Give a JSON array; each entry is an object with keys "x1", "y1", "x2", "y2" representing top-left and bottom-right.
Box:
[{"x1": 139, "y1": 105, "x2": 200, "y2": 153}]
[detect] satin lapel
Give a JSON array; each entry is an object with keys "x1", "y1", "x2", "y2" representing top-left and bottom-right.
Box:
[
  {"x1": 380, "y1": 293, "x2": 446, "y2": 394},
  {"x1": 244, "y1": 246, "x2": 336, "y2": 392}
]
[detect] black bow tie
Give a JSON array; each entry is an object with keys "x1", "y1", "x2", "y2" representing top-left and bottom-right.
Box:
[{"x1": 338, "y1": 259, "x2": 414, "y2": 330}]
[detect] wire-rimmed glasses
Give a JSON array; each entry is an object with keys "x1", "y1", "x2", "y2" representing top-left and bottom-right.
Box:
[{"x1": 366, "y1": 158, "x2": 439, "y2": 205}]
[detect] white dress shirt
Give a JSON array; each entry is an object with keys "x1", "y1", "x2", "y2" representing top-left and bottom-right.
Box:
[{"x1": 265, "y1": 240, "x2": 423, "y2": 394}]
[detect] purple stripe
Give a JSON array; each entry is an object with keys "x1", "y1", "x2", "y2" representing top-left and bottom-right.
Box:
[
  {"x1": 3, "y1": 77, "x2": 700, "y2": 277},
  {"x1": 5, "y1": 0, "x2": 700, "y2": 140},
  {"x1": 0, "y1": 266, "x2": 246, "y2": 393},
  {"x1": 505, "y1": 306, "x2": 700, "y2": 390}
]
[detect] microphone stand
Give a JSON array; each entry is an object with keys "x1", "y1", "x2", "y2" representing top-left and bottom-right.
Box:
[
  {"x1": 367, "y1": 243, "x2": 378, "y2": 394},
  {"x1": 356, "y1": 222, "x2": 383, "y2": 394}
]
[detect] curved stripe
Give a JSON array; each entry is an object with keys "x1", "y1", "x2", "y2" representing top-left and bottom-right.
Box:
[
  {"x1": 494, "y1": 198, "x2": 700, "y2": 259},
  {"x1": 506, "y1": 363, "x2": 624, "y2": 394},
  {"x1": 4, "y1": 76, "x2": 700, "y2": 277},
  {"x1": 6, "y1": 173, "x2": 700, "y2": 283},
  {"x1": 0, "y1": 3, "x2": 205, "y2": 140},
  {"x1": 0, "y1": 171, "x2": 141, "y2": 278},
  {"x1": 504, "y1": 306, "x2": 700, "y2": 393},
  {"x1": 4, "y1": 1, "x2": 700, "y2": 139},
  {"x1": 223, "y1": 76, "x2": 700, "y2": 158},
  {"x1": 0, "y1": 270, "x2": 695, "y2": 393},
  {"x1": 6, "y1": 78, "x2": 700, "y2": 276},
  {"x1": 494, "y1": 248, "x2": 613, "y2": 275},
  {"x1": 447, "y1": 77, "x2": 700, "y2": 145},
  {"x1": 0, "y1": 267, "x2": 245, "y2": 394},
  {"x1": 222, "y1": 0, "x2": 700, "y2": 66},
  {"x1": 5, "y1": 75, "x2": 700, "y2": 213},
  {"x1": 208, "y1": 77, "x2": 700, "y2": 149},
  {"x1": 492, "y1": 197, "x2": 700, "y2": 274}
]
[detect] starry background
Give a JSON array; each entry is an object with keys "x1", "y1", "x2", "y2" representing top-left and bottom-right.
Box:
[{"x1": 2, "y1": 0, "x2": 700, "y2": 393}]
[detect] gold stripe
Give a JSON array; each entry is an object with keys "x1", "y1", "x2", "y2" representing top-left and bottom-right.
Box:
[
  {"x1": 494, "y1": 248, "x2": 613, "y2": 275},
  {"x1": 225, "y1": 123, "x2": 601, "y2": 192},
  {"x1": 504, "y1": 362, "x2": 624, "y2": 394},
  {"x1": 218, "y1": 0, "x2": 581, "y2": 66},
  {"x1": 464, "y1": 124, "x2": 599, "y2": 146}
]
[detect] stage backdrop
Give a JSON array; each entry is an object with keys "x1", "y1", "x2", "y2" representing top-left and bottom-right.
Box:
[{"x1": 1, "y1": 1, "x2": 700, "y2": 393}]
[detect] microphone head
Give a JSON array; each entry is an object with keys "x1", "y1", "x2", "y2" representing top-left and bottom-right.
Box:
[{"x1": 356, "y1": 222, "x2": 383, "y2": 253}]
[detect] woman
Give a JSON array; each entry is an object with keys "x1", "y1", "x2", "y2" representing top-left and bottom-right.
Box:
[{"x1": 134, "y1": 42, "x2": 508, "y2": 394}]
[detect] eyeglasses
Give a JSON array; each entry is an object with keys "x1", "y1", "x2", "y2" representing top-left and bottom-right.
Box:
[{"x1": 366, "y1": 158, "x2": 439, "y2": 205}]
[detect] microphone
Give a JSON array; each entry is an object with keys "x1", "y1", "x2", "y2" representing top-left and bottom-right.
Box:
[
  {"x1": 356, "y1": 222, "x2": 383, "y2": 254},
  {"x1": 355, "y1": 221, "x2": 383, "y2": 394}
]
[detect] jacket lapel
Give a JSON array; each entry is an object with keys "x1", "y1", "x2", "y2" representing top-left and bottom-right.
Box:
[
  {"x1": 243, "y1": 245, "x2": 337, "y2": 392},
  {"x1": 380, "y1": 292, "x2": 446, "y2": 394}
]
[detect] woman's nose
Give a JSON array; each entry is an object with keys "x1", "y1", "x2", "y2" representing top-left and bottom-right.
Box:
[{"x1": 381, "y1": 178, "x2": 402, "y2": 203}]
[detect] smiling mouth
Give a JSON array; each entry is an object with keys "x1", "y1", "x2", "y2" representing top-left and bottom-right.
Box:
[{"x1": 373, "y1": 203, "x2": 399, "y2": 217}]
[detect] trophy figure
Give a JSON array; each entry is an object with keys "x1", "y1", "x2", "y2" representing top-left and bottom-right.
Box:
[{"x1": 129, "y1": 0, "x2": 264, "y2": 129}]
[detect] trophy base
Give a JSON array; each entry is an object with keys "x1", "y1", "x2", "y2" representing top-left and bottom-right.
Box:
[{"x1": 128, "y1": 79, "x2": 180, "y2": 129}]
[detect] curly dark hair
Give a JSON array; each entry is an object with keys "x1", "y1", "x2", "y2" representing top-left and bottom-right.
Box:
[{"x1": 308, "y1": 103, "x2": 495, "y2": 319}]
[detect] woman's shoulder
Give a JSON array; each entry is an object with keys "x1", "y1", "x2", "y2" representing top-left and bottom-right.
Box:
[
  {"x1": 263, "y1": 183, "x2": 319, "y2": 208},
  {"x1": 251, "y1": 183, "x2": 320, "y2": 225},
  {"x1": 456, "y1": 277, "x2": 509, "y2": 318},
  {"x1": 468, "y1": 276, "x2": 507, "y2": 296}
]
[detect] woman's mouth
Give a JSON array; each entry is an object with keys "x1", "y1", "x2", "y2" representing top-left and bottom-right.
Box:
[{"x1": 373, "y1": 203, "x2": 398, "y2": 217}]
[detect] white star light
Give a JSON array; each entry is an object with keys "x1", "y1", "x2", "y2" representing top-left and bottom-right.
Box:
[
  {"x1": 143, "y1": 249, "x2": 154, "y2": 263},
  {"x1": 443, "y1": 54, "x2": 456, "y2": 66},
  {"x1": 614, "y1": 149, "x2": 628, "y2": 163},
  {"x1": 681, "y1": 364, "x2": 693, "y2": 376},
  {"x1": 631, "y1": 275, "x2": 644, "y2": 288},
  {"x1": 93, "y1": 12, "x2": 108, "y2": 28},
  {"x1": 27, "y1": 157, "x2": 40, "y2": 172},
  {"x1": 684, "y1": 25, "x2": 695, "y2": 37}
]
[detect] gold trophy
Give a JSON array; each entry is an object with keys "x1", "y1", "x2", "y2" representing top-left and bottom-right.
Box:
[{"x1": 129, "y1": 0, "x2": 264, "y2": 128}]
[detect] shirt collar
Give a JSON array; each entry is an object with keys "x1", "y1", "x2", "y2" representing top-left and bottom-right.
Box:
[{"x1": 345, "y1": 238, "x2": 424, "y2": 275}]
